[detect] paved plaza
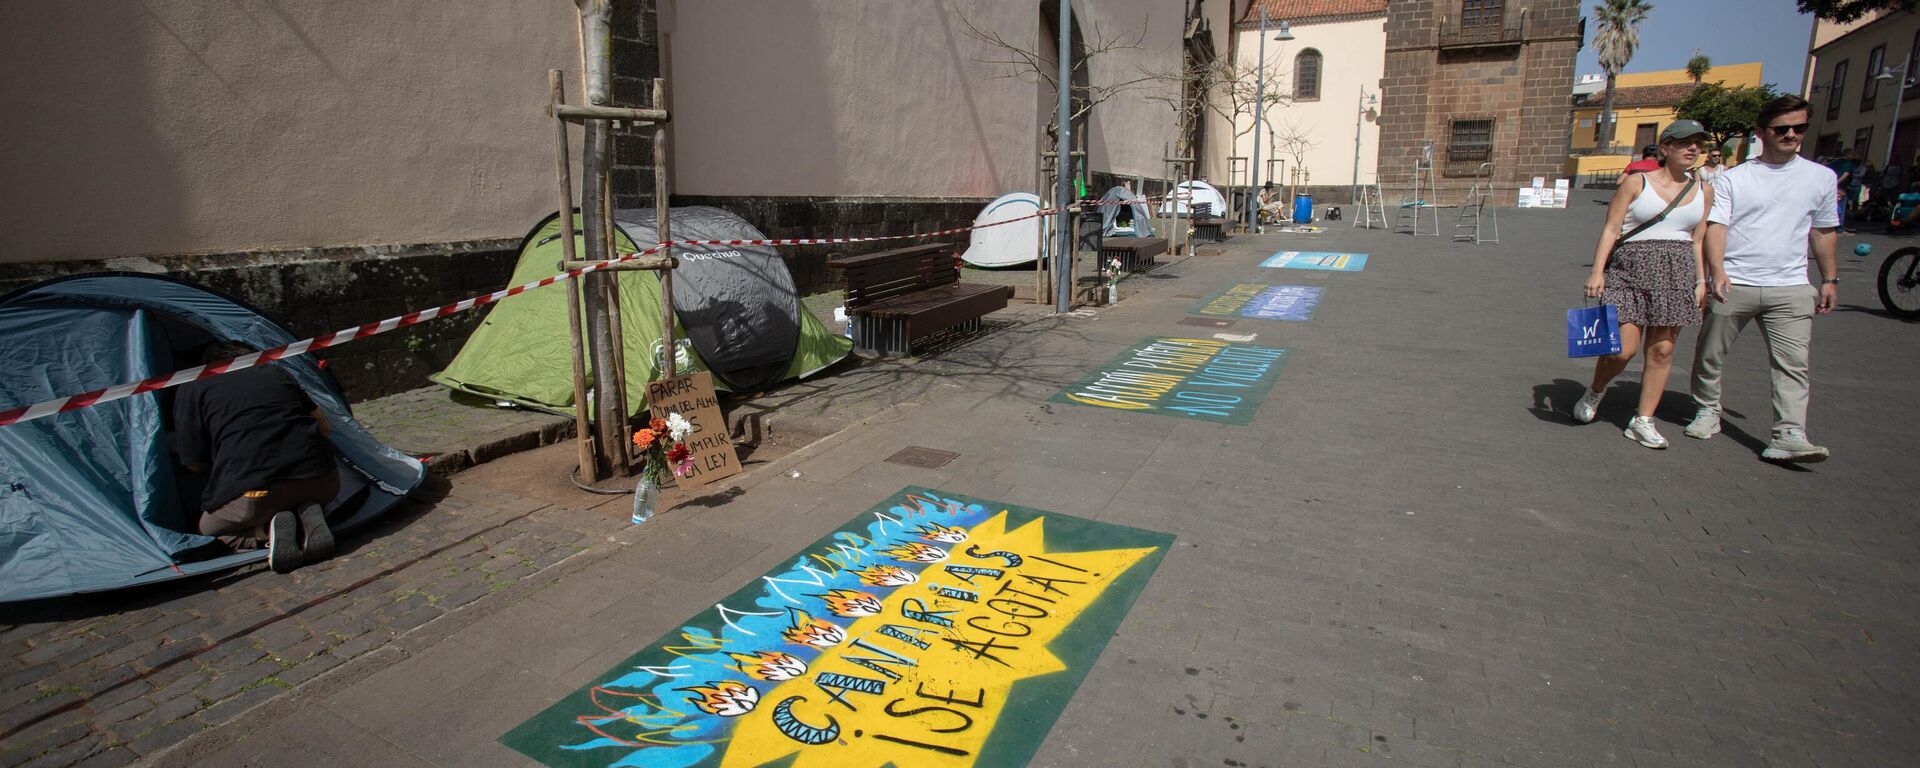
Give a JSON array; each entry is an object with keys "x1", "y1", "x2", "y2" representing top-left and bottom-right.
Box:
[{"x1": 5, "y1": 194, "x2": 1919, "y2": 768}]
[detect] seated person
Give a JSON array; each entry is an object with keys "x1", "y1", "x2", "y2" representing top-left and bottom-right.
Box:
[
  {"x1": 1257, "y1": 182, "x2": 1287, "y2": 223},
  {"x1": 174, "y1": 341, "x2": 339, "y2": 573}
]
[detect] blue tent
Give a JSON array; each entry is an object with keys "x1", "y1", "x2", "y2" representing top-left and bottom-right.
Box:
[{"x1": 0, "y1": 274, "x2": 423, "y2": 603}]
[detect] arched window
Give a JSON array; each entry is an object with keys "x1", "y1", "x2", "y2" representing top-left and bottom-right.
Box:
[{"x1": 1295, "y1": 49, "x2": 1322, "y2": 101}]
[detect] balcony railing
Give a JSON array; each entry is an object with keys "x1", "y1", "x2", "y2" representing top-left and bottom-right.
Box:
[{"x1": 1437, "y1": 7, "x2": 1527, "y2": 50}]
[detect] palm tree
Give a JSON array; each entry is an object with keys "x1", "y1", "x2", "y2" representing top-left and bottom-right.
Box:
[
  {"x1": 1593, "y1": 0, "x2": 1654, "y2": 152},
  {"x1": 1687, "y1": 53, "x2": 1711, "y2": 84}
]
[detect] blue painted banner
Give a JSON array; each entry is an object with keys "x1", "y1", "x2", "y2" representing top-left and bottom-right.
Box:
[
  {"x1": 1194, "y1": 284, "x2": 1323, "y2": 321},
  {"x1": 1259, "y1": 251, "x2": 1368, "y2": 271}
]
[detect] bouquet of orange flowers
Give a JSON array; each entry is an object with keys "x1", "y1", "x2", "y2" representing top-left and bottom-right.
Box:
[{"x1": 631, "y1": 413, "x2": 695, "y2": 484}]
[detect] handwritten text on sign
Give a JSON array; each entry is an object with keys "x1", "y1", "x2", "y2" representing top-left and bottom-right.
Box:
[
  {"x1": 499, "y1": 487, "x2": 1174, "y2": 768},
  {"x1": 1259, "y1": 251, "x2": 1368, "y2": 271},
  {"x1": 1195, "y1": 283, "x2": 1323, "y2": 321},
  {"x1": 645, "y1": 371, "x2": 740, "y2": 487},
  {"x1": 1049, "y1": 337, "x2": 1287, "y2": 425}
]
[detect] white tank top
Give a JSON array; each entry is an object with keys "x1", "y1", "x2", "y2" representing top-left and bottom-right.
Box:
[{"x1": 1620, "y1": 174, "x2": 1705, "y2": 241}]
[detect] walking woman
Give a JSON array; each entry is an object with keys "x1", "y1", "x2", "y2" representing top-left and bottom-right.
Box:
[{"x1": 1573, "y1": 119, "x2": 1713, "y2": 448}]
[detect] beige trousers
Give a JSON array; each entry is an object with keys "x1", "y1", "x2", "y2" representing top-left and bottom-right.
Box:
[{"x1": 1689, "y1": 283, "x2": 1816, "y2": 438}]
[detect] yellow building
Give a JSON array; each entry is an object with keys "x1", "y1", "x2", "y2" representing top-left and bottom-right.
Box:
[{"x1": 1565, "y1": 62, "x2": 1764, "y2": 180}]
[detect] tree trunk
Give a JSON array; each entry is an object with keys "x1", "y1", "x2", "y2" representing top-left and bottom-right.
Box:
[{"x1": 1599, "y1": 70, "x2": 1618, "y2": 153}]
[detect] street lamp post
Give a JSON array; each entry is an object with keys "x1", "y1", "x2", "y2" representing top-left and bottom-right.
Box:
[
  {"x1": 1249, "y1": 11, "x2": 1294, "y2": 234},
  {"x1": 1877, "y1": 65, "x2": 1914, "y2": 168},
  {"x1": 1351, "y1": 87, "x2": 1377, "y2": 205}
]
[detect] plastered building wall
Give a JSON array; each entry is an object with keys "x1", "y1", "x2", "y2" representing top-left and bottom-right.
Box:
[
  {"x1": 1217, "y1": 15, "x2": 1386, "y2": 193},
  {"x1": 662, "y1": 0, "x2": 1186, "y2": 200},
  {"x1": 0, "y1": 1, "x2": 584, "y2": 262}
]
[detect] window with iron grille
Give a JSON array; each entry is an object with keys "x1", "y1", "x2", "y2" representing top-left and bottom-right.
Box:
[
  {"x1": 1461, "y1": 0, "x2": 1505, "y2": 29},
  {"x1": 1856, "y1": 126, "x2": 1874, "y2": 158},
  {"x1": 1863, "y1": 45, "x2": 1885, "y2": 111},
  {"x1": 1295, "y1": 50, "x2": 1322, "y2": 101},
  {"x1": 1830, "y1": 59, "x2": 1848, "y2": 120},
  {"x1": 1448, "y1": 119, "x2": 1495, "y2": 163}
]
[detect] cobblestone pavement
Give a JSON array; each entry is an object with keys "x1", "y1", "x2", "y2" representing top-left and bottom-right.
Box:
[{"x1": 0, "y1": 479, "x2": 626, "y2": 768}]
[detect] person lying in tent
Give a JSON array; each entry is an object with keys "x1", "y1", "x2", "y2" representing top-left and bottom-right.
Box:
[{"x1": 174, "y1": 341, "x2": 339, "y2": 573}]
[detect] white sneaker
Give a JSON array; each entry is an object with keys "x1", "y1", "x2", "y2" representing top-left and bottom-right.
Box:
[
  {"x1": 1683, "y1": 407, "x2": 1720, "y2": 439},
  {"x1": 1761, "y1": 429, "x2": 1829, "y2": 463},
  {"x1": 1623, "y1": 416, "x2": 1669, "y2": 449},
  {"x1": 1572, "y1": 389, "x2": 1604, "y2": 424}
]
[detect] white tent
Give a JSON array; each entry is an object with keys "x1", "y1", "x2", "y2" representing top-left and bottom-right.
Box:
[
  {"x1": 1159, "y1": 180, "x2": 1229, "y2": 218},
  {"x1": 960, "y1": 192, "x2": 1044, "y2": 268}
]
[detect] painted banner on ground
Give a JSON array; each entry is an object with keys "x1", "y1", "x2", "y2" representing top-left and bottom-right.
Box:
[
  {"x1": 1259, "y1": 251, "x2": 1368, "y2": 271},
  {"x1": 500, "y1": 487, "x2": 1173, "y2": 768},
  {"x1": 1049, "y1": 337, "x2": 1287, "y2": 425},
  {"x1": 1194, "y1": 283, "x2": 1323, "y2": 321}
]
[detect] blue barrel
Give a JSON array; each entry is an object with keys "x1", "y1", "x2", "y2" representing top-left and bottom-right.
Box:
[{"x1": 1292, "y1": 194, "x2": 1313, "y2": 224}]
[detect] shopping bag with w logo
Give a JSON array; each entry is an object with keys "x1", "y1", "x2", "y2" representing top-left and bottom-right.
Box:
[{"x1": 1566, "y1": 303, "x2": 1622, "y2": 358}]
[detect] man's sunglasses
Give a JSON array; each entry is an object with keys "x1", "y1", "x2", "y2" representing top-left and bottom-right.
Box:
[{"x1": 1769, "y1": 123, "x2": 1811, "y2": 136}]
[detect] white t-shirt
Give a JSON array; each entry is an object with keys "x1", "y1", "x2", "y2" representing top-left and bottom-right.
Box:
[{"x1": 1706, "y1": 155, "x2": 1839, "y2": 286}]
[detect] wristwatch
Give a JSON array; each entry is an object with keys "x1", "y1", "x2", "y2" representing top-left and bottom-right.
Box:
[{"x1": 1822, "y1": 278, "x2": 1840, "y2": 285}]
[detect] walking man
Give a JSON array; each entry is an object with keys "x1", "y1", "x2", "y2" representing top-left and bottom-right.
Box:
[{"x1": 1686, "y1": 95, "x2": 1838, "y2": 462}]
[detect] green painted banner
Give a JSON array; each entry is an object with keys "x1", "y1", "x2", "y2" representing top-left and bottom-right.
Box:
[
  {"x1": 1049, "y1": 337, "x2": 1288, "y2": 425},
  {"x1": 501, "y1": 487, "x2": 1174, "y2": 768}
]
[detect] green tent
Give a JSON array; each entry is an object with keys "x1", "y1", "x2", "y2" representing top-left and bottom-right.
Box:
[{"x1": 431, "y1": 208, "x2": 851, "y2": 415}]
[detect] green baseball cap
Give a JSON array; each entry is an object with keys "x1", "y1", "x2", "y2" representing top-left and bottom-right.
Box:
[{"x1": 1660, "y1": 119, "x2": 1708, "y2": 142}]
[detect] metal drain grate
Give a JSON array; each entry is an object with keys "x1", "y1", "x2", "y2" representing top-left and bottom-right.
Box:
[
  {"x1": 1178, "y1": 317, "x2": 1236, "y2": 328},
  {"x1": 1173, "y1": 293, "x2": 1205, "y2": 299},
  {"x1": 885, "y1": 446, "x2": 960, "y2": 469}
]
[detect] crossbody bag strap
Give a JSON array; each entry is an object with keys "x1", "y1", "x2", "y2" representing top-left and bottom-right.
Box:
[{"x1": 1612, "y1": 175, "x2": 1698, "y2": 251}]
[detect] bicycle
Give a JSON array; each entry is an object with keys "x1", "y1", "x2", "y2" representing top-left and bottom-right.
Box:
[{"x1": 1879, "y1": 245, "x2": 1920, "y2": 318}]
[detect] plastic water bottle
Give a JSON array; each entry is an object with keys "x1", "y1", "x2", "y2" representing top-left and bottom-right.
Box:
[{"x1": 632, "y1": 476, "x2": 657, "y2": 525}]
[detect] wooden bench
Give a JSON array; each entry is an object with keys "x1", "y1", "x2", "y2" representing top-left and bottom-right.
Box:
[
  {"x1": 828, "y1": 243, "x2": 1013, "y2": 356},
  {"x1": 1185, "y1": 201, "x2": 1233, "y2": 243},
  {"x1": 1192, "y1": 218, "x2": 1234, "y2": 243},
  {"x1": 1100, "y1": 236, "x2": 1167, "y2": 273}
]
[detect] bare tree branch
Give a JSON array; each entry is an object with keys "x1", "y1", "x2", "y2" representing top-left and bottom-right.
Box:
[{"x1": 958, "y1": 9, "x2": 1156, "y2": 143}]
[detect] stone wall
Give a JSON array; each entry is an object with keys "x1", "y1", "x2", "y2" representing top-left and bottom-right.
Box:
[
  {"x1": 0, "y1": 242, "x2": 521, "y2": 402},
  {"x1": 1378, "y1": 0, "x2": 1580, "y2": 207},
  {"x1": 670, "y1": 196, "x2": 991, "y2": 295}
]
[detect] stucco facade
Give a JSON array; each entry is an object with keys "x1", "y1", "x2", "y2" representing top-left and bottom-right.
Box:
[
  {"x1": 1215, "y1": 9, "x2": 1387, "y2": 199},
  {"x1": 0, "y1": 1, "x2": 584, "y2": 262},
  {"x1": 1804, "y1": 10, "x2": 1920, "y2": 169}
]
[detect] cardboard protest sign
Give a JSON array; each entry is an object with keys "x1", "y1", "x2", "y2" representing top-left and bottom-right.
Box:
[{"x1": 645, "y1": 371, "x2": 739, "y2": 487}]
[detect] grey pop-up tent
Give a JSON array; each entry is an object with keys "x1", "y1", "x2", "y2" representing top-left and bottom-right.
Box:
[
  {"x1": 432, "y1": 207, "x2": 851, "y2": 414},
  {"x1": 1099, "y1": 185, "x2": 1156, "y2": 237},
  {"x1": 0, "y1": 274, "x2": 424, "y2": 603}
]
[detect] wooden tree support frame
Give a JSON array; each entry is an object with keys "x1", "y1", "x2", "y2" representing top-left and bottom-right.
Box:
[{"x1": 548, "y1": 69, "x2": 676, "y2": 483}]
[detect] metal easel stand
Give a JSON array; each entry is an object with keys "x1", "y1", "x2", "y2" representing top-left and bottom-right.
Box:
[
  {"x1": 1352, "y1": 183, "x2": 1388, "y2": 229},
  {"x1": 1452, "y1": 162, "x2": 1499, "y2": 244}
]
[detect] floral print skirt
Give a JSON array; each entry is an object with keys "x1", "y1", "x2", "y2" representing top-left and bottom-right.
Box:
[{"x1": 1603, "y1": 239, "x2": 1700, "y2": 327}]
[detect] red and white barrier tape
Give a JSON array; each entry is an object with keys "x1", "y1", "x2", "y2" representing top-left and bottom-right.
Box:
[{"x1": 0, "y1": 194, "x2": 1178, "y2": 427}]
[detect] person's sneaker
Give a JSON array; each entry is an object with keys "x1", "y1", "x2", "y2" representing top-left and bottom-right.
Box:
[
  {"x1": 1623, "y1": 416, "x2": 1669, "y2": 449},
  {"x1": 1683, "y1": 407, "x2": 1721, "y2": 439},
  {"x1": 267, "y1": 511, "x2": 301, "y2": 574},
  {"x1": 1761, "y1": 429, "x2": 1830, "y2": 463},
  {"x1": 296, "y1": 503, "x2": 335, "y2": 564},
  {"x1": 1572, "y1": 389, "x2": 1604, "y2": 424}
]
